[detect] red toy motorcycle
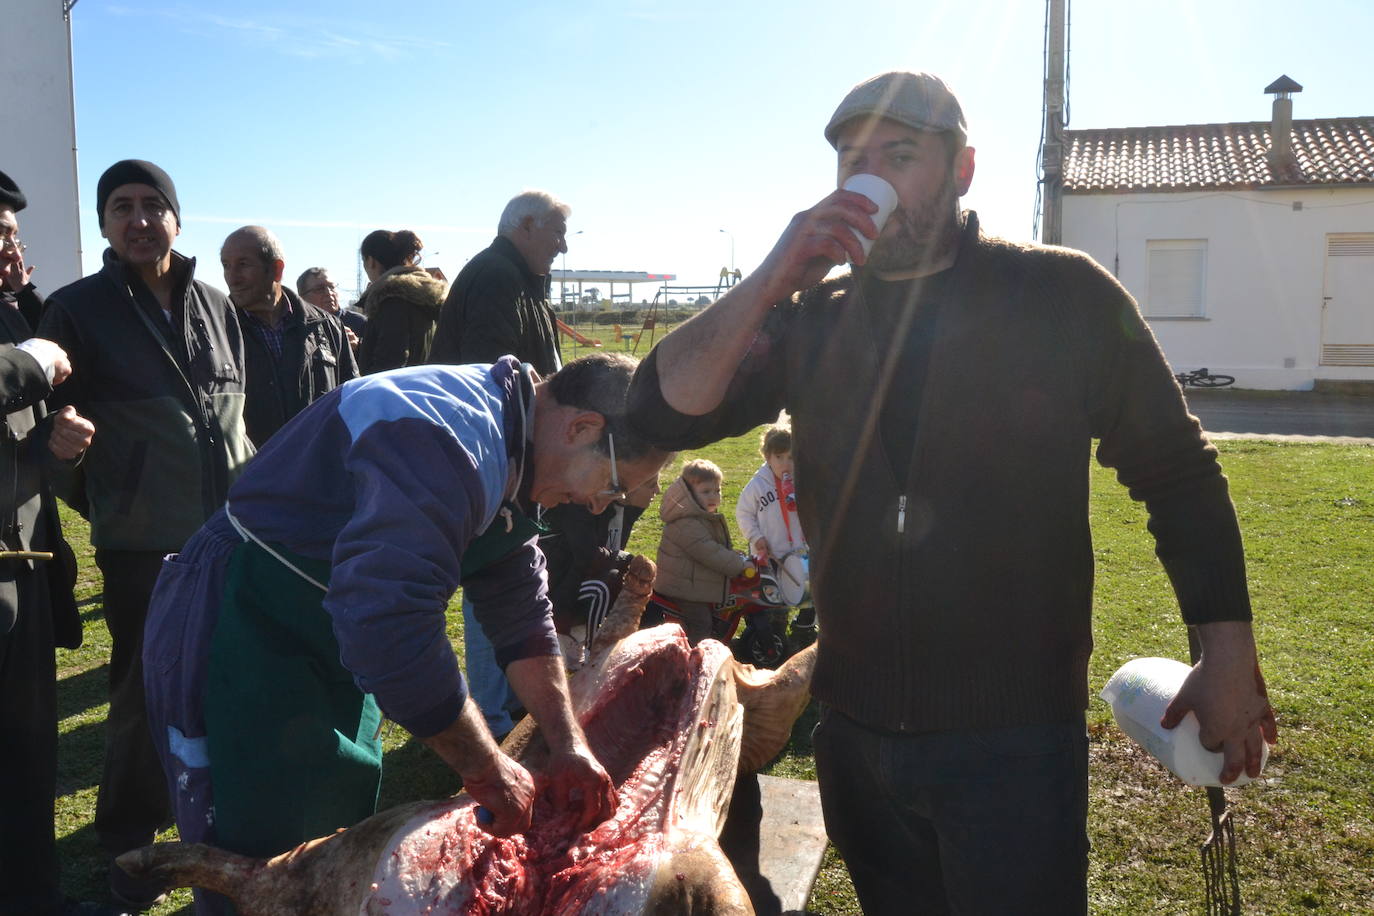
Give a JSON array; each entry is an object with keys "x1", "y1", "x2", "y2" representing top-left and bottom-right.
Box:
[{"x1": 645, "y1": 551, "x2": 808, "y2": 669}]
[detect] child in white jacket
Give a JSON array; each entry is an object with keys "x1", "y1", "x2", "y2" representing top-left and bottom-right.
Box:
[{"x1": 735, "y1": 422, "x2": 815, "y2": 637}]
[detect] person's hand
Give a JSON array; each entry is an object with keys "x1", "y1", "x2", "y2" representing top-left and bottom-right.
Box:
[
  {"x1": 48, "y1": 406, "x2": 94, "y2": 461},
  {"x1": 344, "y1": 326, "x2": 359, "y2": 349},
  {"x1": 752, "y1": 189, "x2": 878, "y2": 304},
  {"x1": 542, "y1": 742, "x2": 617, "y2": 832},
  {"x1": 460, "y1": 748, "x2": 536, "y2": 837},
  {"x1": 752, "y1": 537, "x2": 771, "y2": 561},
  {"x1": 0, "y1": 247, "x2": 32, "y2": 292},
  {"x1": 1162, "y1": 626, "x2": 1277, "y2": 784},
  {"x1": 20, "y1": 338, "x2": 72, "y2": 385}
]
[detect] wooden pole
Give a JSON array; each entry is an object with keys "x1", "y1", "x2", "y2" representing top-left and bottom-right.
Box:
[{"x1": 1041, "y1": 0, "x2": 1066, "y2": 245}]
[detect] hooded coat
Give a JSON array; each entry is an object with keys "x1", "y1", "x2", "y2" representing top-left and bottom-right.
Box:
[
  {"x1": 654, "y1": 475, "x2": 747, "y2": 604},
  {"x1": 356, "y1": 265, "x2": 446, "y2": 374}
]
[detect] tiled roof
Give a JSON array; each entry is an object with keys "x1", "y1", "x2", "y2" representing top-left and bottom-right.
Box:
[{"x1": 1064, "y1": 117, "x2": 1374, "y2": 192}]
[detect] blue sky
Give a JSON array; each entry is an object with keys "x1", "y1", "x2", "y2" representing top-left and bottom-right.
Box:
[{"x1": 68, "y1": 0, "x2": 1372, "y2": 302}]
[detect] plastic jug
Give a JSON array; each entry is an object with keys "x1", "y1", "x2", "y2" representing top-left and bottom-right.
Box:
[{"x1": 1100, "y1": 657, "x2": 1268, "y2": 788}]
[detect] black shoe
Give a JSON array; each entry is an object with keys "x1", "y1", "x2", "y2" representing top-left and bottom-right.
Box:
[{"x1": 108, "y1": 861, "x2": 167, "y2": 912}]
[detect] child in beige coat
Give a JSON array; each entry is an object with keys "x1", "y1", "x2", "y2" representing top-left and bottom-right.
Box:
[{"x1": 654, "y1": 459, "x2": 747, "y2": 645}]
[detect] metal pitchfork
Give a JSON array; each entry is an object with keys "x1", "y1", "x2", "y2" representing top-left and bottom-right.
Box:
[{"x1": 1188, "y1": 627, "x2": 1242, "y2": 916}]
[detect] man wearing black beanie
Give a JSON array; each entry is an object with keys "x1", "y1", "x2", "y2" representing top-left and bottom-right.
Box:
[
  {"x1": 94, "y1": 159, "x2": 181, "y2": 231},
  {"x1": 38, "y1": 160, "x2": 254, "y2": 911}
]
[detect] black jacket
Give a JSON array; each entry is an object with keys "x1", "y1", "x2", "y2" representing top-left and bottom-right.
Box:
[
  {"x1": 0, "y1": 290, "x2": 81, "y2": 648},
  {"x1": 38, "y1": 249, "x2": 254, "y2": 551},
  {"x1": 540, "y1": 502, "x2": 645, "y2": 633},
  {"x1": 239, "y1": 287, "x2": 359, "y2": 448},
  {"x1": 429, "y1": 236, "x2": 562, "y2": 375},
  {"x1": 355, "y1": 266, "x2": 445, "y2": 374}
]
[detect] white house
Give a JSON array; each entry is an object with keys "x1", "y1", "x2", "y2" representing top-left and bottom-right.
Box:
[
  {"x1": 6, "y1": 0, "x2": 83, "y2": 291},
  {"x1": 1061, "y1": 76, "x2": 1374, "y2": 391}
]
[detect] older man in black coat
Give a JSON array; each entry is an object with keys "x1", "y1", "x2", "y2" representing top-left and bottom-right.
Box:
[{"x1": 0, "y1": 168, "x2": 103, "y2": 916}]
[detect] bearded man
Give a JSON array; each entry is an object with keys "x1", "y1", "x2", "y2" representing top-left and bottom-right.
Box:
[{"x1": 626, "y1": 71, "x2": 1276, "y2": 914}]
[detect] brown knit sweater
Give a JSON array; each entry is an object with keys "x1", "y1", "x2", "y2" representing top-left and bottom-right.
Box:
[{"x1": 628, "y1": 212, "x2": 1252, "y2": 733}]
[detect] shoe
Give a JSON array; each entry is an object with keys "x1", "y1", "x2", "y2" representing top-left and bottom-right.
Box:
[{"x1": 108, "y1": 861, "x2": 167, "y2": 912}]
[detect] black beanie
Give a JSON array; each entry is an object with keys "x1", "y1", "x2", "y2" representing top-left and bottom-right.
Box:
[
  {"x1": 0, "y1": 170, "x2": 25, "y2": 212},
  {"x1": 96, "y1": 159, "x2": 180, "y2": 228}
]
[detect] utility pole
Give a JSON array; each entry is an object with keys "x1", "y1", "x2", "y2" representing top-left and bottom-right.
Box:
[{"x1": 1040, "y1": 0, "x2": 1066, "y2": 245}]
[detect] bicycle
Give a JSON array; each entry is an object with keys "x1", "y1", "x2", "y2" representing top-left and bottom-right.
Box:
[{"x1": 1174, "y1": 367, "x2": 1235, "y2": 388}]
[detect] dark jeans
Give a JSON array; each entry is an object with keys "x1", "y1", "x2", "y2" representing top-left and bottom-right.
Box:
[
  {"x1": 94, "y1": 549, "x2": 172, "y2": 856},
  {"x1": 0, "y1": 566, "x2": 62, "y2": 915},
  {"x1": 813, "y1": 707, "x2": 1089, "y2": 916}
]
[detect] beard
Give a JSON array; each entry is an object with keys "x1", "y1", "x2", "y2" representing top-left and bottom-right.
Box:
[{"x1": 865, "y1": 177, "x2": 962, "y2": 273}]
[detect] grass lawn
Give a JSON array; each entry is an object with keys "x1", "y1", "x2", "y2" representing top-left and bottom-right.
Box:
[{"x1": 53, "y1": 426, "x2": 1371, "y2": 913}]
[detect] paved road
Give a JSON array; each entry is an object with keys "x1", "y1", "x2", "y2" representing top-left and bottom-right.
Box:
[{"x1": 1182, "y1": 389, "x2": 1374, "y2": 443}]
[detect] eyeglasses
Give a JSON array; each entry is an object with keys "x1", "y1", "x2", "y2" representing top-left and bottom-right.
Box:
[
  {"x1": 0, "y1": 236, "x2": 24, "y2": 256},
  {"x1": 303, "y1": 282, "x2": 337, "y2": 296},
  {"x1": 597, "y1": 431, "x2": 628, "y2": 501}
]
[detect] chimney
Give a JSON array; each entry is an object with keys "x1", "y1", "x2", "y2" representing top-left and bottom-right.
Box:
[{"x1": 1264, "y1": 75, "x2": 1303, "y2": 175}]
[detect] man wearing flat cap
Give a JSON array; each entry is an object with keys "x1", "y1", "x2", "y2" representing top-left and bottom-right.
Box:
[
  {"x1": 38, "y1": 159, "x2": 254, "y2": 910},
  {"x1": 1, "y1": 169, "x2": 45, "y2": 319},
  {"x1": 0, "y1": 170, "x2": 104, "y2": 915},
  {"x1": 628, "y1": 71, "x2": 1276, "y2": 912}
]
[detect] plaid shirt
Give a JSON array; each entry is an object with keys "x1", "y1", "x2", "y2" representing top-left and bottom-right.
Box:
[{"x1": 244, "y1": 295, "x2": 294, "y2": 360}]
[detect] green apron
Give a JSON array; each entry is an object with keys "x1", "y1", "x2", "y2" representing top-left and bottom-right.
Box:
[
  {"x1": 204, "y1": 540, "x2": 381, "y2": 858},
  {"x1": 205, "y1": 504, "x2": 544, "y2": 858}
]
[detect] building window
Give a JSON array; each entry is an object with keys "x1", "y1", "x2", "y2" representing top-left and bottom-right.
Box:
[{"x1": 1145, "y1": 239, "x2": 1207, "y2": 318}]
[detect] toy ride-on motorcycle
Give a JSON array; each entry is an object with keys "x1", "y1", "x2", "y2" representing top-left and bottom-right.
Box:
[{"x1": 645, "y1": 550, "x2": 809, "y2": 669}]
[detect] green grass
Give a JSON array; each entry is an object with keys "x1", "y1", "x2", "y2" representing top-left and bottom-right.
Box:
[{"x1": 54, "y1": 437, "x2": 1373, "y2": 914}]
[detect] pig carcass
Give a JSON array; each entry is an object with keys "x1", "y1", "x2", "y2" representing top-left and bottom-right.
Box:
[{"x1": 118, "y1": 555, "x2": 817, "y2": 914}]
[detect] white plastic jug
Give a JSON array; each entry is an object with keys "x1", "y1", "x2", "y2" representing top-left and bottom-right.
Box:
[{"x1": 1100, "y1": 657, "x2": 1268, "y2": 788}]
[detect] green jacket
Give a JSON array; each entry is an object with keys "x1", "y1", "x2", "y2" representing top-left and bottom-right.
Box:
[{"x1": 39, "y1": 249, "x2": 254, "y2": 551}]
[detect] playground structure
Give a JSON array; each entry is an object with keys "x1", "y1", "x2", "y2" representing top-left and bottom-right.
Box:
[
  {"x1": 650, "y1": 266, "x2": 742, "y2": 307},
  {"x1": 551, "y1": 269, "x2": 675, "y2": 307},
  {"x1": 555, "y1": 267, "x2": 744, "y2": 356},
  {"x1": 557, "y1": 319, "x2": 601, "y2": 348}
]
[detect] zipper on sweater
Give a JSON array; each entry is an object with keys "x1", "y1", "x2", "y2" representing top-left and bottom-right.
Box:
[{"x1": 897, "y1": 494, "x2": 907, "y2": 534}]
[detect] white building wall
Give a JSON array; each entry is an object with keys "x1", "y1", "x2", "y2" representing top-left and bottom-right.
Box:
[
  {"x1": 1063, "y1": 187, "x2": 1374, "y2": 389},
  {"x1": 4, "y1": 0, "x2": 82, "y2": 291}
]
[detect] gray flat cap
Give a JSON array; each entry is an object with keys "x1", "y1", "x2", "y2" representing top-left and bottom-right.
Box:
[{"x1": 825, "y1": 71, "x2": 967, "y2": 148}]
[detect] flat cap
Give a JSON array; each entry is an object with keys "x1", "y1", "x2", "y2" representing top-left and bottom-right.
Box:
[
  {"x1": 825, "y1": 71, "x2": 967, "y2": 148},
  {"x1": 0, "y1": 170, "x2": 26, "y2": 212}
]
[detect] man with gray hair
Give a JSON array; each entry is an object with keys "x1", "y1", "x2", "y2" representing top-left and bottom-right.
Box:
[
  {"x1": 429, "y1": 189, "x2": 567, "y2": 375},
  {"x1": 297, "y1": 266, "x2": 367, "y2": 346},
  {"x1": 428, "y1": 190, "x2": 569, "y2": 738},
  {"x1": 221, "y1": 226, "x2": 357, "y2": 448}
]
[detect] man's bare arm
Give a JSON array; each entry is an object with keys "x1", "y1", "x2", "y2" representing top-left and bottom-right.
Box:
[
  {"x1": 505, "y1": 654, "x2": 617, "y2": 829},
  {"x1": 654, "y1": 189, "x2": 876, "y2": 416},
  {"x1": 420, "y1": 696, "x2": 535, "y2": 836}
]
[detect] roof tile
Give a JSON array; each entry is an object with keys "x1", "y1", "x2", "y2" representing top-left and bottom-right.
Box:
[{"x1": 1064, "y1": 118, "x2": 1374, "y2": 192}]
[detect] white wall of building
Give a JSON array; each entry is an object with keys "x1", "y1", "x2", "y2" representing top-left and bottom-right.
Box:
[
  {"x1": 4, "y1": 0, "x2": 82, "y2": 292},
  {"x1": 1063, "y1": 187, "x2": 1374, "y2": 389}
]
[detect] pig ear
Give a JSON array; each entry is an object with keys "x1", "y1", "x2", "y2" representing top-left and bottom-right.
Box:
[
  {"x1": 732, "y1": 642, "x2": 817, "y2": 773},
  {"x1": 649, "y1": 832, "x2": 754, "y2": 914}
]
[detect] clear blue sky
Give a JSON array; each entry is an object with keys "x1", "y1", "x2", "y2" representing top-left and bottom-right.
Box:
[{"x1": 69, "y1": 0, "x2": 1372, "y2": 302}]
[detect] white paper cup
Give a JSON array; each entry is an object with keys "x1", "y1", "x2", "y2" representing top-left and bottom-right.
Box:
[{"x1": 841, "y1": 173, "x2": 899, "y2": 260}]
